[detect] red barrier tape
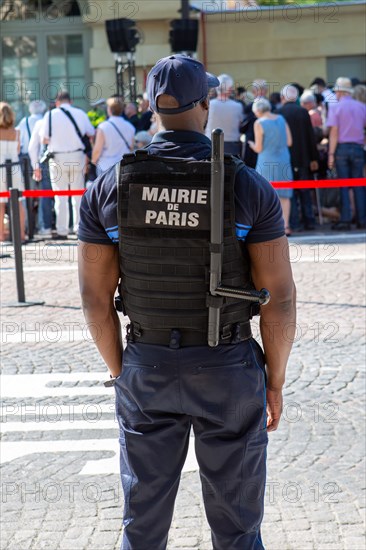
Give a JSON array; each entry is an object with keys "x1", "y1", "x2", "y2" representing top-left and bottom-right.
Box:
[
  {"x1": 272, "y1": 178, "x2": 366, "y2": 189},
  {"x1": 0, "y1": 190, "x2": 85, "y2": 198},
  {"x1": 0, "y1": 178, "x2": 365, "y2": 199}
]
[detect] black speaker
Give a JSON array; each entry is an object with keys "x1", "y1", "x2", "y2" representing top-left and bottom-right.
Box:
[
  {"x1": 169, "y1": 19, "x2": 199, "y2": 53},
  {"x1": 105, "y1": 18, "x2": 140, "y2": 53}
]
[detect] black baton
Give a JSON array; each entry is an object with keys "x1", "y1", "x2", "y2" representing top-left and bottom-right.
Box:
[
  {"x1": 207, "y1": 129, "x2": 271, "y2": 348},
  {"x1": 208, "y1": 129, "x2": 225, "y2": 347}
]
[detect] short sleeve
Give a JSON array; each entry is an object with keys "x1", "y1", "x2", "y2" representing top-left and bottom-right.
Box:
[
  {"x1": 84, "y1": 113, "x2": 96, "y2": 137},
  {"x1": 78, "y1": 167, "x2": 118, "y2": 245},
  {"x1": 326, "y1": 104, "x2": 338, "y2": 127},
  {"x1": 234, "y1": 166, "x2": 285, "y2": 243}
]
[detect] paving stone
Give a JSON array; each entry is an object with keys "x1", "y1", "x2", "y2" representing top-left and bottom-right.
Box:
[
  {"x1": 98, "y1": 518, "x2": 123, "y2": 532},
  {"x1": 1, "y1": 239, "x2": 366, "y2": 549},
  {"x1": 344, "y1": 536, "x2": 366, "y2": 549},
  {"x1": 88, "y1": 531, "x2": 120, "y2": 549}
]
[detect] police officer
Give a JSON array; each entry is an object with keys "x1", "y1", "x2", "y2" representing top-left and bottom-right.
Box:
[{"x1": 78, "y1": 55, "x2": 296, "y2": 550}]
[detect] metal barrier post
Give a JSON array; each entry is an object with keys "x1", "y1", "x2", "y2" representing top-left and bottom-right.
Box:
[
  {"x1": 9, "y1": 188, "x2": 26, "y2": 303},
  {"x1": 22, "y1": 155, "x2": 35, "y2": 240},
  {"x1": 5, "y1": 159, "x2": 13, "y2": 241}
]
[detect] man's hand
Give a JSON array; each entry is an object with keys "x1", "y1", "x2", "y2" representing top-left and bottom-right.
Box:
[
  {"x1": 266, "y1": 387, "x2": 283, "y2": 432},
  {"x1": 33, "y1": 167, "x2": 42, "y2": 182},
  {"x1": 310, "y1": 160, "x2": 319, "y2": 172},
  {"x1": 328, "y1": 153, "x2": 335, "y2": 170}
]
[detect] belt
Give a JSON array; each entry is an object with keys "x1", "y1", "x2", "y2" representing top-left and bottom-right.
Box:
[{"x1": 127, "y1": 322, "x2": 252, "y2": 348}]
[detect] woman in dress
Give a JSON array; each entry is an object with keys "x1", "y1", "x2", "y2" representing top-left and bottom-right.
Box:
[
  {"x1": 0, "y1": 102, "x2": 25, "y2": 241},
  {"x1": 248, "y1": 98, "x2": 293, "y2": 235}
]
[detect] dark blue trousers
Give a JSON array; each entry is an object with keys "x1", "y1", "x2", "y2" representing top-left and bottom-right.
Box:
[{"x1": 115, "y1": 339, "x2": 268, "y2": 550}]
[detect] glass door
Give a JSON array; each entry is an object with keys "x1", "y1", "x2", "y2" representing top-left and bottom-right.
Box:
[
  {"x1": 47, "y1": 34, "x2": 88, "y2": 112},
  {"x1": 1, "y1": 3, "x2": 90, "y2": 123}
]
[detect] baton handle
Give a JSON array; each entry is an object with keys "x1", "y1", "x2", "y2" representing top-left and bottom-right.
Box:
[{"x1": 215, "y1": 286, "x2": 270, "y2": 305}]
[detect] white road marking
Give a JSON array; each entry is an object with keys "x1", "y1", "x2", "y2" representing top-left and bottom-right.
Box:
[
  {"x1": 0, "y1": 372, "x2": 199, "y2": 474},
  {"x1": 0, "y1": 419, "x2": 118, "y2": 432},
  {"x1": 1, "y1": 436, "x2": 198, "y2": 474},
  {"x1": 1, "y1": 373, "x2": 112, "y2": 398}
]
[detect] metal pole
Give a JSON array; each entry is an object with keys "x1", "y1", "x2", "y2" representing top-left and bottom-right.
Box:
[
  {"x1": 181, "y1": 0, "x2": 190, "y2": 18},
  {"x1": 313, "y1": 174, "x2": 323, "y2": 225},
  {"x1": 22, "y1": 155, "x2": 35, "y2": 240},
  {"x1": 115, "y1": 56, "x2": 125, "y2": 98},
  {"x1": 131, "y1": 55, "x2": 137, "y2": 102},
  {"x1": 5, "y1": 159, "x2": 13, "y2": 241},
  {"x1": 9, "y1": 188, "x2": 26, "y2": 303},
  {"x1": 127, "y1": 53, "x2": 137, "y2": 103}
]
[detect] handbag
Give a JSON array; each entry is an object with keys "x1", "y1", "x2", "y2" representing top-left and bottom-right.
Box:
[
  {"x1": 60, "y1": 108, "x2": 92, "y2": 159},
  {"x1": 86, "y1": 162, "x2": 98, "y2": 182}
]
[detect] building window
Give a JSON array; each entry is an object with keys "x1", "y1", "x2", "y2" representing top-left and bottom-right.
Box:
[
  {"x1": 327, "y1": 56, "x2": 366, "y2": 85},
  {"x1": 1, "y1": 35, "x2": 38, "y2": 117},
  {"x1": 0, "y1": 0, "x2": 81, "y2": 21},
  {"x1": 1, "y1": 0, "x2": 90, "y2": 122},
  {"x1": 47, "y1": 34, "x2": 87, "y2": 109}
]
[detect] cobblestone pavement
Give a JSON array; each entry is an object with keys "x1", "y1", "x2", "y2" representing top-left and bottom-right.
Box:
[{"x1": 1, "y1": 233, "x2": 365, "y2": 550}]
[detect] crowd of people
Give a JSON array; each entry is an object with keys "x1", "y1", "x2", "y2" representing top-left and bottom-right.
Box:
[
  {"x1": 0, "y1": 73, "x2": 365, "y2": 242},
  {"x1": 207, "y1": 75, "x2": 366, "y2": 234}
]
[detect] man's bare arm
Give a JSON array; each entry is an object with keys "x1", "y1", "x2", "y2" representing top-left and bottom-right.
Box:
[
  {"x1": 78, "y1": 242, "x2": 122, "y2": 377},
  {"x1": 247, "y1": 236, "x2": 296, "y2": 430},
  {"x1": 328, "y1": 126, "x2": 338, "y2": 169}
]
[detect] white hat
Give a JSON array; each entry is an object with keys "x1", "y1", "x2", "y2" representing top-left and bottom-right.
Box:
[
  {"x1": 333, "y1": 77, "x2": 353, "y2": 93},
  {"x1": 217, "y1": 74, "x2": 234, "y2": 93}
]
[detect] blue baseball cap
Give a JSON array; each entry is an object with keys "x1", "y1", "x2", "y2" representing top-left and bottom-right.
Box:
[{"x1": 147, "y1": 55, "x2": 220, "y2": 115}]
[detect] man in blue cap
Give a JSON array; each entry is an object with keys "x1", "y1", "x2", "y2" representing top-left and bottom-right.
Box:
[{"x1": 78, "y1": 55, "x2": 296, "y2": 550}]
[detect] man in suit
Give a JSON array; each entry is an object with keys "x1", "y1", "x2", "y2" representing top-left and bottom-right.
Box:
[{"x1": 279, "y1": 85, "x2": 319, "y2": 230}]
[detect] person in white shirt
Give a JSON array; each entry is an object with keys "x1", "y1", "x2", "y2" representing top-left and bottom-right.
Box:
[
  {"x1": 40, "y1": 91, "x2": 95, "y2": 239},
  {"x1": 16, "y1": 100, "x2": 47, "y2": 155},
  {"x1": 205, "y1": 74, "x2": 244, "y2": 155},
  {"x1": 91, "y1": 97, "x2": 135, "y2": 174},
  {"x1": 309, "y1": 77, "x2": 337, "y2": 107},
  {"x1": 29, "y1": 114, "x2": 54, "y2": 237}
]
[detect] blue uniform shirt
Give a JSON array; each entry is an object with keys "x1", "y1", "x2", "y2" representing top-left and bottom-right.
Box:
[{"x1": 78, "y1": 130, "x2": 285, "y2": 245}]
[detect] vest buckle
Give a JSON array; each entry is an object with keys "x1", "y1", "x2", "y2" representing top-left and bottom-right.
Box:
[
  {"x1": 132, "y1": 323, "x2": 142, "y2": 338},
  {"x1": 220, "y1": 325, "x2": 232, "y2": 341}
]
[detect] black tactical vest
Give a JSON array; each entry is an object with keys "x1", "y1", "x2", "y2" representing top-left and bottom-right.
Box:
[{"x1": 117, "y1": 150, "x2": 256, "y2": 346}]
